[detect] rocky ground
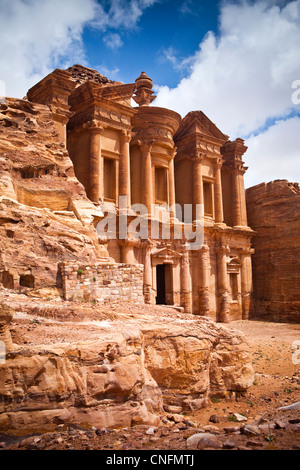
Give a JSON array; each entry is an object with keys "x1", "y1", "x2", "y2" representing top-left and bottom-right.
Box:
[{"x1": 0, "y1": 296, "x2": 300, "y2": 452}]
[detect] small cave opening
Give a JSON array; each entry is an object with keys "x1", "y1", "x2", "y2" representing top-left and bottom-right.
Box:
[
  {"x1": 19, "y1": 274, "x2": 35, "y2": 288},
  {"x1": 1, "y1": 271, "x2": 14, "y2": 289}
]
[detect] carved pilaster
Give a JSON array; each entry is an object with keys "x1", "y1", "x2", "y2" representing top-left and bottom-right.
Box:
[
  {"x1": 143, "y1": 241, "x2": 152, "y2": 304},
  {"x1": 221, "y1": 138, "x2": 248, "y2": 228},
  {"x1": 191, "y1": 150, "x2": 206, "y2": 221},
  {"x1": 198, "y1": 244, "x2": 210, "y2": 316},
  {"x1": 119, "y1": 130, "x2": 132, "y2": 208},
  {"x1": 181, "y1": 247, "x2": 192, "y2": 314},
  {"x1": 169, "y1": 147, "x2": 176, "y2": 219},
  {"x1": 138, "y1": 140, "x2": 154, "y2": 214},
  {"x1": 239, "y1": 247, "x2": 255, "y2": 319},
  {"x1": 214, "y1": 159, "x2": 224, "y2": 225},
  {"x1": 216, "y1": 244, "x2": 230, "y2": 323},
  {"x1": 83, "y1": 120, "x2": 104, "y2": 203}
]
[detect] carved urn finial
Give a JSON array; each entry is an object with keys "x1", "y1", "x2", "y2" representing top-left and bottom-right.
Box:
[{"x1": 132, "y1": 72, "x2": 156, "y2": 107}]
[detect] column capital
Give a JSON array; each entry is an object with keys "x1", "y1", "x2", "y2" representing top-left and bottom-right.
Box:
[
  {"x1": 217, "y1": 244, "x2": 230, "y2": 256},
  {"x1": 170, "y1": 146, "x2": 177, "y2": 159},
  {"x1": 137, "y1": 139, "x2": 154, "y2": 153},
  {"x1": 214, "y1": 157, "x2": 224, "y2": 170},
  {"x1": 238, "y1": 247, "x2": 255, "y2": 256},
  {"x1": 120, "y1": 129, "x2": 132, "y2": 143},
  {"x1": 191, "y1": 149, "x2": 206, "y2": 163},
  {"x1": 83, "y1": 119, "x2": 104, "y2": 133},
  {"x1": 224, "y1": 160, "x2": 246, "y2": 174}
]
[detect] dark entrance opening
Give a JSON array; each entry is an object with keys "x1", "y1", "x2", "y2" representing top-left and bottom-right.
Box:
[
  {"x1": 19, "y1": 274, "x2": 35, "y2": 288},
  {"x1": 156, "y1": 264, "x2": 166, "y2": 305}
]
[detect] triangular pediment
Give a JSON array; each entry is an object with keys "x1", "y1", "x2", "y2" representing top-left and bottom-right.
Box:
[
  {"x1": 151, "y1": 247, "x2": 182, "y2": 258},
  {"x1": 174, "y1": 111, "x2": 228, "y2": 143},
  {"x1": 69, "y1": 80, "x2": 136, "y2": 110},
  {"x1": 98, "y1": 83, "x2": 136, "y2": 106}
]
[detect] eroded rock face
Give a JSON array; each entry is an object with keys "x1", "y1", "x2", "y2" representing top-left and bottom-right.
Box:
[
  {"x1": 0, "y1": 303, "x2": 13, "y2": 352},
  {"x1": 66, "y1": 64, "x2": 119, "y2": 87},
  {"x1": 246, "y1": 180, "x2": 300, "y2": 322},
  {"x1": 0, "y1": 301, "x2": 254, "y2": 432}
]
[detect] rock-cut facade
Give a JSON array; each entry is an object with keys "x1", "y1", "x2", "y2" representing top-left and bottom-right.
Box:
[{"x1": 3, "y1": 64, "x2": 255, "y2": 322}]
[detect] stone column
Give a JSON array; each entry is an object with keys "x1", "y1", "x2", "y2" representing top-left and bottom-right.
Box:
[
  {"x1": 221, "y1": 139, "x2": 248, "y2": 228},
  {"x1": 140, "y1": 141, "x2": 153, "y2": 215},
  {"x1": 192, "y1": 151, "x2": 204, "y2": 221},
  {"x1": 217, "y1": 244, "x2": 230, "y2": 323},
  {"x1": 181, "y1": 247, "x2": 192, "y2": 313},
  {"x1": 143, "y1": 242, "x2": 152, "y2": 304},
  {"x1": 85, "y1": 120, "x2": 103, "y2": 203},
  {"x1": 119, "y1": 130, "x2": 131, "y2": 209},
  {"x1": 198, "y1": 244, "x2": 210, "y2": 316},
  {"x1": 214, "y1": 161, "x2": 224, "y2": 224},
  {"x1": 240, "y1": 248, "x2": 254, "y2": 319},
  {"x1": 239, "y1": 167, "x2": 248, "y2": 227},
  {"x1": 232, "y1": 163, "x2": 242, "y2": 227},
  {"x1": 120, "y1": 238, "x2": 138, "y2": 265},
  {"x1": 169, "y1": 149, "x2": 176, "y2": 219}
]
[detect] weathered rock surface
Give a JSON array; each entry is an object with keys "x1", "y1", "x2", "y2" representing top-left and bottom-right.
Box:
[
  {"x1": 0, "y1": 303, "x2": 14, "y2": 352},
  {"x1": 0, "y1": 97, "x2": 108, "y2": 294},
  {"x1": 66, "y1": 64, "x2": 119, "y2": 88},
  {"x1": 246, "y1": 180, "x2": 300, "y2": 322},
  {"x1": 0, "y1": 299, "x2": 254, "y2": 432}
]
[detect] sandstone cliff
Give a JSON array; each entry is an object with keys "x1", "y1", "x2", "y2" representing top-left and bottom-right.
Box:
[
  {"x1": 0, "y1": 97, "x2": 108, "y2": 295},
  {"x1": 246, "y1": 180, "x2": 300, "y2": 322}
]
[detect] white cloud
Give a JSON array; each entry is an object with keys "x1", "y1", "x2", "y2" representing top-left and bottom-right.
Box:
[
  {"x1": 244, "y1": 116, "x2": 300, "y2": 188},
  {"x1": 91, "y1": 0, "x2": 160, "y2": 30},
  {"x1": 155, "y1": 0, "x2": 300, "y2": 186},
  {"x1": 178, "y1": 0, "x2": 193, "y2": 15},
  {"x1": 103, "y1": 33, "x2": 123, "y2": 50},
  {"x1": 0, "y1": 0, "x2": 159, "y2": 98},
  {"x1": 0, "y1": 0, "x2": 98, "y2": 98},
  {"x1": 159, "y1": 46, "x2": 194, "y2": 75}
]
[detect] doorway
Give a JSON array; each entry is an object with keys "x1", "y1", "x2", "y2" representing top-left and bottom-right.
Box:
[
  {"x1": 156, "y1": 263, "x2": 173, "y2": 305},
  {"x1": 156, "y1": 264, "x2": 166, "y2": 304}
]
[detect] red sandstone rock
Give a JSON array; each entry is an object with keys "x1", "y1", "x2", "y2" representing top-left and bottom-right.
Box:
[
  {"x1": 0, "y1": 300, "x2": 254, "y2": 432},
  {"x1": 246, "y1": 180, "x2": 300, "y2": 322},
  {"x1": 0, "y1": 97, "x2": 108, "y2": 294}
]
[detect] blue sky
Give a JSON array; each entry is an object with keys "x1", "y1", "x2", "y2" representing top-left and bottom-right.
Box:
[
  {"x1": 0, "y1": 0, "x2": 299, "y2": 188},
  {"x1": 82, "y1": 0, "x2": 220, "y2": 88}
]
